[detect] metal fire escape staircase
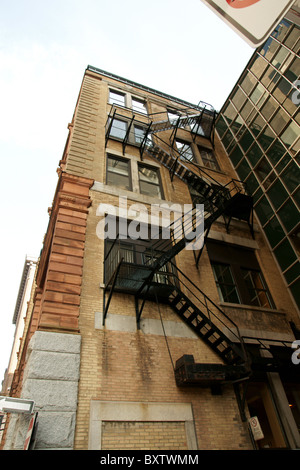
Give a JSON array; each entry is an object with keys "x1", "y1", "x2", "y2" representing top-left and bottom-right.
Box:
[{"x1": 104, "y1": 103, "x2": 255, "y2": 385}]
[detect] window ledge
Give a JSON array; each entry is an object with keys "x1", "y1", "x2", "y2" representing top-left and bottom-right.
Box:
[{"x1": 219, "y1": 301, "x2": 286, "y2": 316}]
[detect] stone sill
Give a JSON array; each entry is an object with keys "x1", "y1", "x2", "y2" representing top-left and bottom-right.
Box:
[{"x1": 219, "y1": 301, "x2": 287, "y2": 317}]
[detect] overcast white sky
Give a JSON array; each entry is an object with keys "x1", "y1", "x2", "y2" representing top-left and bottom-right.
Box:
[{"x1": 0, "y1": 0, "x2": 254, "y2": 385}]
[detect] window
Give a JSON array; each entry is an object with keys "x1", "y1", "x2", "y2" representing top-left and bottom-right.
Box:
[
  {"x1": 104, "y1": 219, "x2": 175, "y2": 290},
  {"x1": 207, "y1": 241, "x2": 275, "y2": 309},
  {"x1": 242, "y1": 269, "x2": 275, "y2": 309},
  {"x1": 106, "y1": 155, "x2": 131, "y2": 190},
  {"x1": 138, "y1": 165, "x2": 163, "y2": 198},
  {"x1": 175, "y1": 140, "x2": 194, "y2": 162},
  {"x1": 198, "y1": 146, "x2": 220, "y2": 171},
  {"x1": 134, "y1": 125, "x2": 147, "y2": 144},
  {"x1": 109, "y1": 118, "x2": 127, "y2": 140},
  {"x1": 109, "y1": 90, "x2": 126, "y2": 107},
  {"x1": 109, "y1": 89, "x2": 148, "y2": 114},
  {"x1": 132, "y1": 97, "x2": 147, "y2": 114},
  {"x1": 212, "y1": 263, "x2": 241, "y2": 304}
]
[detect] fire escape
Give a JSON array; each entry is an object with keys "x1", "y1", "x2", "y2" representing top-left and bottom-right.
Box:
[{"x1": 103, "y1": 102, "x2": 297, "y2": 399}]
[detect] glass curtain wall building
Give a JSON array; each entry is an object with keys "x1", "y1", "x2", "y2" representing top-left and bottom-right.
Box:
[{"x1": 216, "y1": 17, "x2": 300, "y2": 310}]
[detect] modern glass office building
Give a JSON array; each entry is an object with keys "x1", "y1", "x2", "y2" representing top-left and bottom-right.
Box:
[{"x1": 216, "y1": 16, "x2": 300, "y2": 310}]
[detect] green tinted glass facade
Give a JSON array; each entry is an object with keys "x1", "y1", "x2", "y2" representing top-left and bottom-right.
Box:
[{"x1": 216, "y1": 19, "x2": 300, "y2": 309}]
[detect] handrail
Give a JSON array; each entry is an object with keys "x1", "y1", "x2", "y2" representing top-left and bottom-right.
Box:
[
  {"x1": 144, "y1": 132, "x2": 246, "y2": 198},
  {"x1": 168, "y1": 262, "x2": 242, "y2": 342}
]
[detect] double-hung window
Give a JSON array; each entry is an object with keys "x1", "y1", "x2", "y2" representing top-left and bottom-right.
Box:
[
  {"x1": 132, "y1": 97, "x2": 147, "y2": 114},
  {"x1": 109, "y1": 118, "x2": 127, "y2": 140},
  {"x1": 106, "y1": 155, "x2": 131, "y2": 191},
  {"x1": 241, "y1": 268, "x2": 275, "y2": 309},
  {"x1": 138, "y1": 165, "x2": 163, "y2": 198},
  {"x1": 211, "y1": 263, "x2": 241, "y2": 304},
  {"x1": 175, "y1": 139, "x2": 194, "y2": 162},
  {"x1": 207, "y1": 241, "x2": 275, "y2": 309},
  {"x1": 198, "y1": 146, "x2": 220, "y2": 171},
  {"x1": 109, "y1": 90, "x2": 126, "y2": 107}
]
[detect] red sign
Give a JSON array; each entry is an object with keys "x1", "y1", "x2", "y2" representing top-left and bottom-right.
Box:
[
  {"x1": 201, "y1": 0, "x2": 296, "y2": 47},
  {"x1": 226, "y1": 0, "x2": 261, "y2": 8}
]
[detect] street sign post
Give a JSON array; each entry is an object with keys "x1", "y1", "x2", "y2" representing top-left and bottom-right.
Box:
[{"x1": 200, "y1": 0, "x2": 296, "y2": 47}]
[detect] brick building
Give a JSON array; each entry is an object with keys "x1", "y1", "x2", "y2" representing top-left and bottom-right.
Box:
[{"x1": 1, "y1": 59, "x2": 299, "y2": 450}]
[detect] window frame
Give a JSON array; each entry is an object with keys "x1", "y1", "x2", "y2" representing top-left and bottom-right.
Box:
[
  {"x1": 198, "y1": 146, "x2": 220, "y2": 171},
  {"x1": 108, "y1": 117, "x2": 128, "y2": 140},
  {"x1": 207, "y1": 241, "x2": 275, "y2": 309},
  {"x1": 109, "y1": 90, "x2": 126, "y2": 107},
  {"x1": 106, "y1": 154, "x2": 132, "y2": 191},
  {"x1": 138, "y1": 163, "x2": 164, "y2": 199},
  {"x1": 175, "y1": 139, "x2": 194, "y2": 162}
]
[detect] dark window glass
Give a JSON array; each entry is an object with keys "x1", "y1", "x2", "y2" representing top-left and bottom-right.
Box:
[
  {"x1": 264, "y1": 216, "x2": 286, "y2": 247},
  {"x1": 211, "y1": 263, "x2": 241, "y2": 304},
  {"x1": 249, "y1": 114, "x2": 265, "y2": 138},
  {"x1": 293, "y1": 188, "x2": 300, "y2": 208},
  {"x1": 208, "y1": 242, "x2": 275, "y2": 309},
  {"x1": 254, "y1": 157, "x2": 272, "y2": 182},
  {"x1": 216, "y1": 115, "x2": 228, "y2": 138},
  {"x1": 284, "y1": 261, "x2": 300, "y2": 285},
  {"x1": 254, "y1": 196, "x2": 274, "y2": 225},
  {"x1": 222, "y1": 129, "x2": 235, "y2": 149},
  {"x1": 231, "y1": 114, "x2": 244, "y2": 135},
  {"x1": 274, "y1": 238, "x2": 297, "y2": 271},
  {"x1": 245, "y1": 173, "x2": 259, "y2": 194},
  {"x1": 267, "y1": 180, "x2": 289, "y2": 210},
  {"x1": 290, "y1": 279, "x2": 300, "y2": 309},
  {"x1": 281, "y1": 162, "x2": 300, "y2": 193},
  {"x1": 229, "y1": 145, "x2": 244, "y2": 166},
  {"x1": 266, "y1": 140, "x2": 287, "y2": 167},
  {"x1": 240, "y1": 130, "x2": 254, "y2": 152},
  {"x1": 242, "y1": 269, "x2": 275, "y2": 309},
  {"x1": 236, "y1": 158, "x2": 251, "y2": 180},
  {"x1": 198, "y1": 147, "x2": 220, "y2": 170},
  {"x1": 257, "y1": 125, "x2": 276, "y2": 151},
  {"x1": 246, "y1": 142, "x2": 263, "y2": 166},
  {"x1": 278, "y1": 200, "x2": 300, "y2": 232}
]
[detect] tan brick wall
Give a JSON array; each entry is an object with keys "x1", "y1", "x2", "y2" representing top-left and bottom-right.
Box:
[
  {"x1": 101, "y1": 421, "x2": 188, "y2": 450},
  {"x1": 70, "y1": 69, "x2": 299, "y2": 448},
  {"x1": 20, "y1": 70, "x2": 296, "y2": 451}
]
